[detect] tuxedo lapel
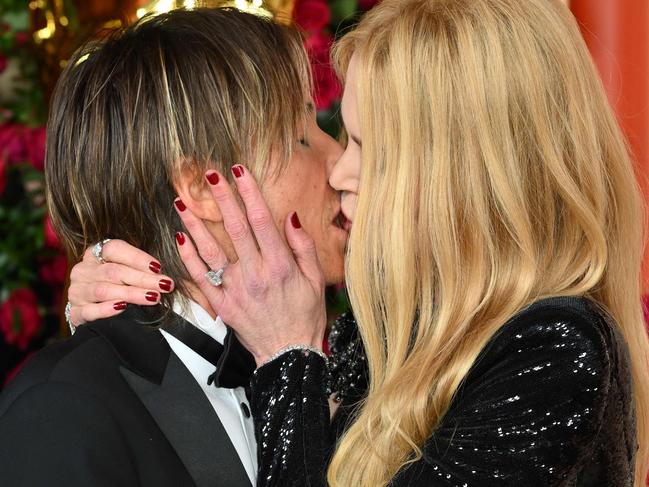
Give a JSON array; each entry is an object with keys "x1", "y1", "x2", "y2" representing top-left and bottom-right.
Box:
[
  {"x1": 121, "y1": 354, "x2": 252, "y2": 487},
  {"x1": 87, "y1": 306, "x2": 252, "y2": 487}
]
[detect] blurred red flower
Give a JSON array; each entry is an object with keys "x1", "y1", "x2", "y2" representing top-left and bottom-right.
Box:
[
  {"x1": 0, "y1": 289, "x2": 42, "y2": 350},
  {"x1": 0, "y1": 124, "x2": 27, "y2": 164},
  {"x1": 0, "y1": 55, "x2": 6, "y2": 74},
  {"x1": 294, "y1": 0, "x2": 331, "y2": 32},
  {"x1": 312, "y1": 61, "x2": 341, "y2": 111},
  {"x1": 305, "y1": 30, "x2": 331, "y2": 63},
  {"x1": 25, "y1": 126, "x2": 46, "y2": 171},
  {"x1": 0, "y1": 124, "x2": 46, "y2": 170},
  {"x1": 43, "y1": 214, "x2": 61, "y2": 248},
  {"x1": 305, "y1": 32, "x2": 341, "y2": 110},
  {"x1": 40, "y1": 254, "x2": 68, "y2": 285},
  {"x1": 0, "y1": 153, "x2": 6, "y2": 195},
  {"x1": 14, "y1": 32, "x2": 29, "y2": 47}
]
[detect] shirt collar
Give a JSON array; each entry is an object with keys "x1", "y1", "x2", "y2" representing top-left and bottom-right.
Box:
[{"x1": 172, "y1": 298, "x2": 227, "y2": 344}]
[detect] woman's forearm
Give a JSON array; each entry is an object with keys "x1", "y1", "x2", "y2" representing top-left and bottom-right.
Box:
[{"x1": 250, "y1": 350, "x2": 334, "y2": 487}]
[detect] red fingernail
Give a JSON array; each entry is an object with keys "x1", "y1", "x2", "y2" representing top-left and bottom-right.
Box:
[
  {"x1": 206, "y1": 172, "x2": 219, "y2": 185},
  {"x1": 159, "y1": 279, "x2": 173, "y2": 292},
  {"x1": 174, "y1": 199, "x2": 186, "y2": 212},
  {"x1": 114, "y1": 301, "x2": 127, "y2": 311},
  {"x1": 290, "y1": 212, "x2": 302, "y2": 229},
  {"x1": 175, "y1": 232, "x2": 185, "y2": 245},
  {"x1": 149, "y1": 261, "x2": 161, "y2": 273},
  {"x1": 232, "y1": 165, "x2": 244, "y2": 178},
  {"x1": 145, "y1": 291, "x2": 159, "y2": 302}
]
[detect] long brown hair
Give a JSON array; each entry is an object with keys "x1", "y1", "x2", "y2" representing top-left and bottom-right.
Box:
[{"x1": 46, "y1": 8, "x2": 311, "y2": 306}]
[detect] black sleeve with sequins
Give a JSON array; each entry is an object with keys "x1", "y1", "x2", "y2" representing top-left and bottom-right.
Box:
[{"x1": 249, "y1": 296, "x2": 636, "y2": 487}]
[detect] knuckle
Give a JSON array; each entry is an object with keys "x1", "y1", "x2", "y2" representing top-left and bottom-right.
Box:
[
  {"x1": 134, "y1": 271, "x2": 147, "y2": 288},
  {"x1": 245, "y1": 276, "x2": 267, "y2": 297},
  {"x1": 211, "y1": 185, "x2": 229, "y2": 201},
  {"x1": 200, "y1": 246, "x2": 223, "y2": 265},
  {"x1": 237, "y1": 181, "x2": 255, "y2": 197},
  {"x1": 225, "y1": 220, "x2": 249, "y2": 241},
  {"x1": 101, "y1": 239, "x2": 114, "y2": 255},
  {"x1": 102, "y1": 263, "x2": 121, "y2": 282},
  {"x1": 93, "y1": 283, "x2": 110, "y2": 302},
  {"x1": 270, "y1": 260, "x2": 292, "y2": 281},
  {"x1": 78, "y1": 308, "x2": 92, "y2": 325},
  {"x1": 138, "y1": 273, "x2": 152, "y2": 289},
  {"x1": 83, "y1": 247, "x2": 95, "y2": 261},
  {"x1": 247, "y1": 209, "x2": 272, "y2": 231},
  {"x1": 69, "y1": 264, "x2": 82, "y2": 281},
  {"x1": 71, "y1": 308, "x2": 82, "y2": 326},
  {"x1": 97, "y1": 239, "x2": 117, "y2": 261},
  {"x1": 67, "y1": 286, "x2": 80, "y2": 304}
]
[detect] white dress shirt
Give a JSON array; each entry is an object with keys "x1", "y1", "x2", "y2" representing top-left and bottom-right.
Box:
[{"x1": 159, "y1": 299, "x2": 257, "y2": 485}]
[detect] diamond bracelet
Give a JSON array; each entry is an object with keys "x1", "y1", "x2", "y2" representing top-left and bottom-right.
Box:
[{"x1": 258, "y1": 344, "x2": 328, "y2": 369}]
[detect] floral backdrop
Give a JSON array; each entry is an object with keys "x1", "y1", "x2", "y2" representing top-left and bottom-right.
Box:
[
  {"x1": 0, "y1": 0, "x2": 374, "y2": 387},
  {"x1": 0, "y1": 1, "x2": 55, "y2": 385}
]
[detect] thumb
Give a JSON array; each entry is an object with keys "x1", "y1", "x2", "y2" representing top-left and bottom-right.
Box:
[{"x1": 284, "y1": 212, "x2": 324, "y2": 288}]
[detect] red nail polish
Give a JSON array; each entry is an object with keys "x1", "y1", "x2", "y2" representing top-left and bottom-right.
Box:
[
  {"x1": 175, "y1": 232, "x2": 185, "y2": 245},
  {"x1": 232, "y1": 165, "x2": 244, "y2": 178},
  {"x1": 290, "y1": 212, "x2": 302, "y2": 229},
  {"x1": 159, "y1": 279, "x2": 173, "y2": 292},
  {"x1": 149, "y1": 261, "x2": 161, "y2": 273},
  {"x1": 114, "y1": 301, "x2": 127, "y2": 311},
  {"x1": 206, "y1": 172, "x2": 219, "y2": 185},
  {"x1": 174, "y1": 199, "x2": 186, "y2": 212},
  {"x1": 145, "y1": 291, "x2": 159, "y2": 302}
]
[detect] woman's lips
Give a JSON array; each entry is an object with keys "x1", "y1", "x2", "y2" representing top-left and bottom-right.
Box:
[
  {"x1": 342, "y1": 215, "x2": 352, "y2": 232},
  {"x1": 332, "y1": 211, "x2": 352, "y2": 232}
]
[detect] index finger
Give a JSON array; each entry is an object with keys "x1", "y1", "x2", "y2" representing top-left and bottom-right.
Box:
[
  {"x1": 204, "y1": 169, "x2": 261, "y2": 272},
  {"x1": 83, "y1": 239, "x2": 163, "y2": 274},
  {"x1": 210, "y1": 166, "x2": 289, "y2": 260}
]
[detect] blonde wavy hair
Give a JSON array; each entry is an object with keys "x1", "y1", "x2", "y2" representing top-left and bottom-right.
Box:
[{"x1": 329, "y1": 0, "x2": 649, "y2": 485}]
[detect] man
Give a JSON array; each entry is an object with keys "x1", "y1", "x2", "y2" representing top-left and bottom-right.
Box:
[{"x1": 0, "y1": 8, "x2": 345, "y2": 486}]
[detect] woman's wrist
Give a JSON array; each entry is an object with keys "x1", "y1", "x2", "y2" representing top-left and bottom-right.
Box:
[{"x1": 255, "y1": 343, "x2": 327, "y2": 369}]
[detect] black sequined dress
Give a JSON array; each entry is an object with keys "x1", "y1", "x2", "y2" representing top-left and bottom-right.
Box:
[{"x1": 249, "y1": 296, "x2": 637, "y2": 486}]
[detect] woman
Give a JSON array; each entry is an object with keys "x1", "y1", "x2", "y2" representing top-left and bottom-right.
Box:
[{"x1": 67, "y1": 0, "x2": 649, "y2": 485}]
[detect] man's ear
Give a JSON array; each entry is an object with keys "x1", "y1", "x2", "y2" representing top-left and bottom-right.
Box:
[{"x1": 173, "y1": 163, "x2": 223, "y2": 223}]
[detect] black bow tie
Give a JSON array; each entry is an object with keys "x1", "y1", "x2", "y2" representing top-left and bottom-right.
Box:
[{"x1": 162, "y1": 319, "x2": 256, "y2": 389}]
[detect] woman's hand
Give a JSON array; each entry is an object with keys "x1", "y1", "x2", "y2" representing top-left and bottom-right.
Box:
[
  {"x1": 67, "y1": 240, "x2": 175, "y2": 327},
  {"x1": 174, "y1": 165, "x2": 327, "y2": 366}
]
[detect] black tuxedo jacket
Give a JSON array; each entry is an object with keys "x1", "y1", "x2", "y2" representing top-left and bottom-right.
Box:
[{"x1": 0, "y1": 305, "x2": 253, "y2": 487}]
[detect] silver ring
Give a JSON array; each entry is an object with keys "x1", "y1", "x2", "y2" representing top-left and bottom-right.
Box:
[
  {"x1": 205, "y1": 267, "x2": 226, "y2": 287},
  {"x1": 91, "y1": 238, "x2": 112, "y2": 264},
  {"x1": 65, "y1": 301, "x2": 76, "y2": 335}
]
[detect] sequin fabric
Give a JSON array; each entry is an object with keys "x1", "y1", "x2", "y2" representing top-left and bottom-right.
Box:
[
  {"x1": 249, "y1": 296, "x2": 637, "y2": 486},
  {"x1": 327, "y1": 311, "x2": 368, "y2": 405}
]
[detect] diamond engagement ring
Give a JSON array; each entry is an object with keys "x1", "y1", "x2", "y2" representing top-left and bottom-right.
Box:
[
  {"x1": 91, "y1": 238, "x2": 112, "y2": 264},
  {"x1": 205, "y1": 267, "x2": 226, "y2": 287}
]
